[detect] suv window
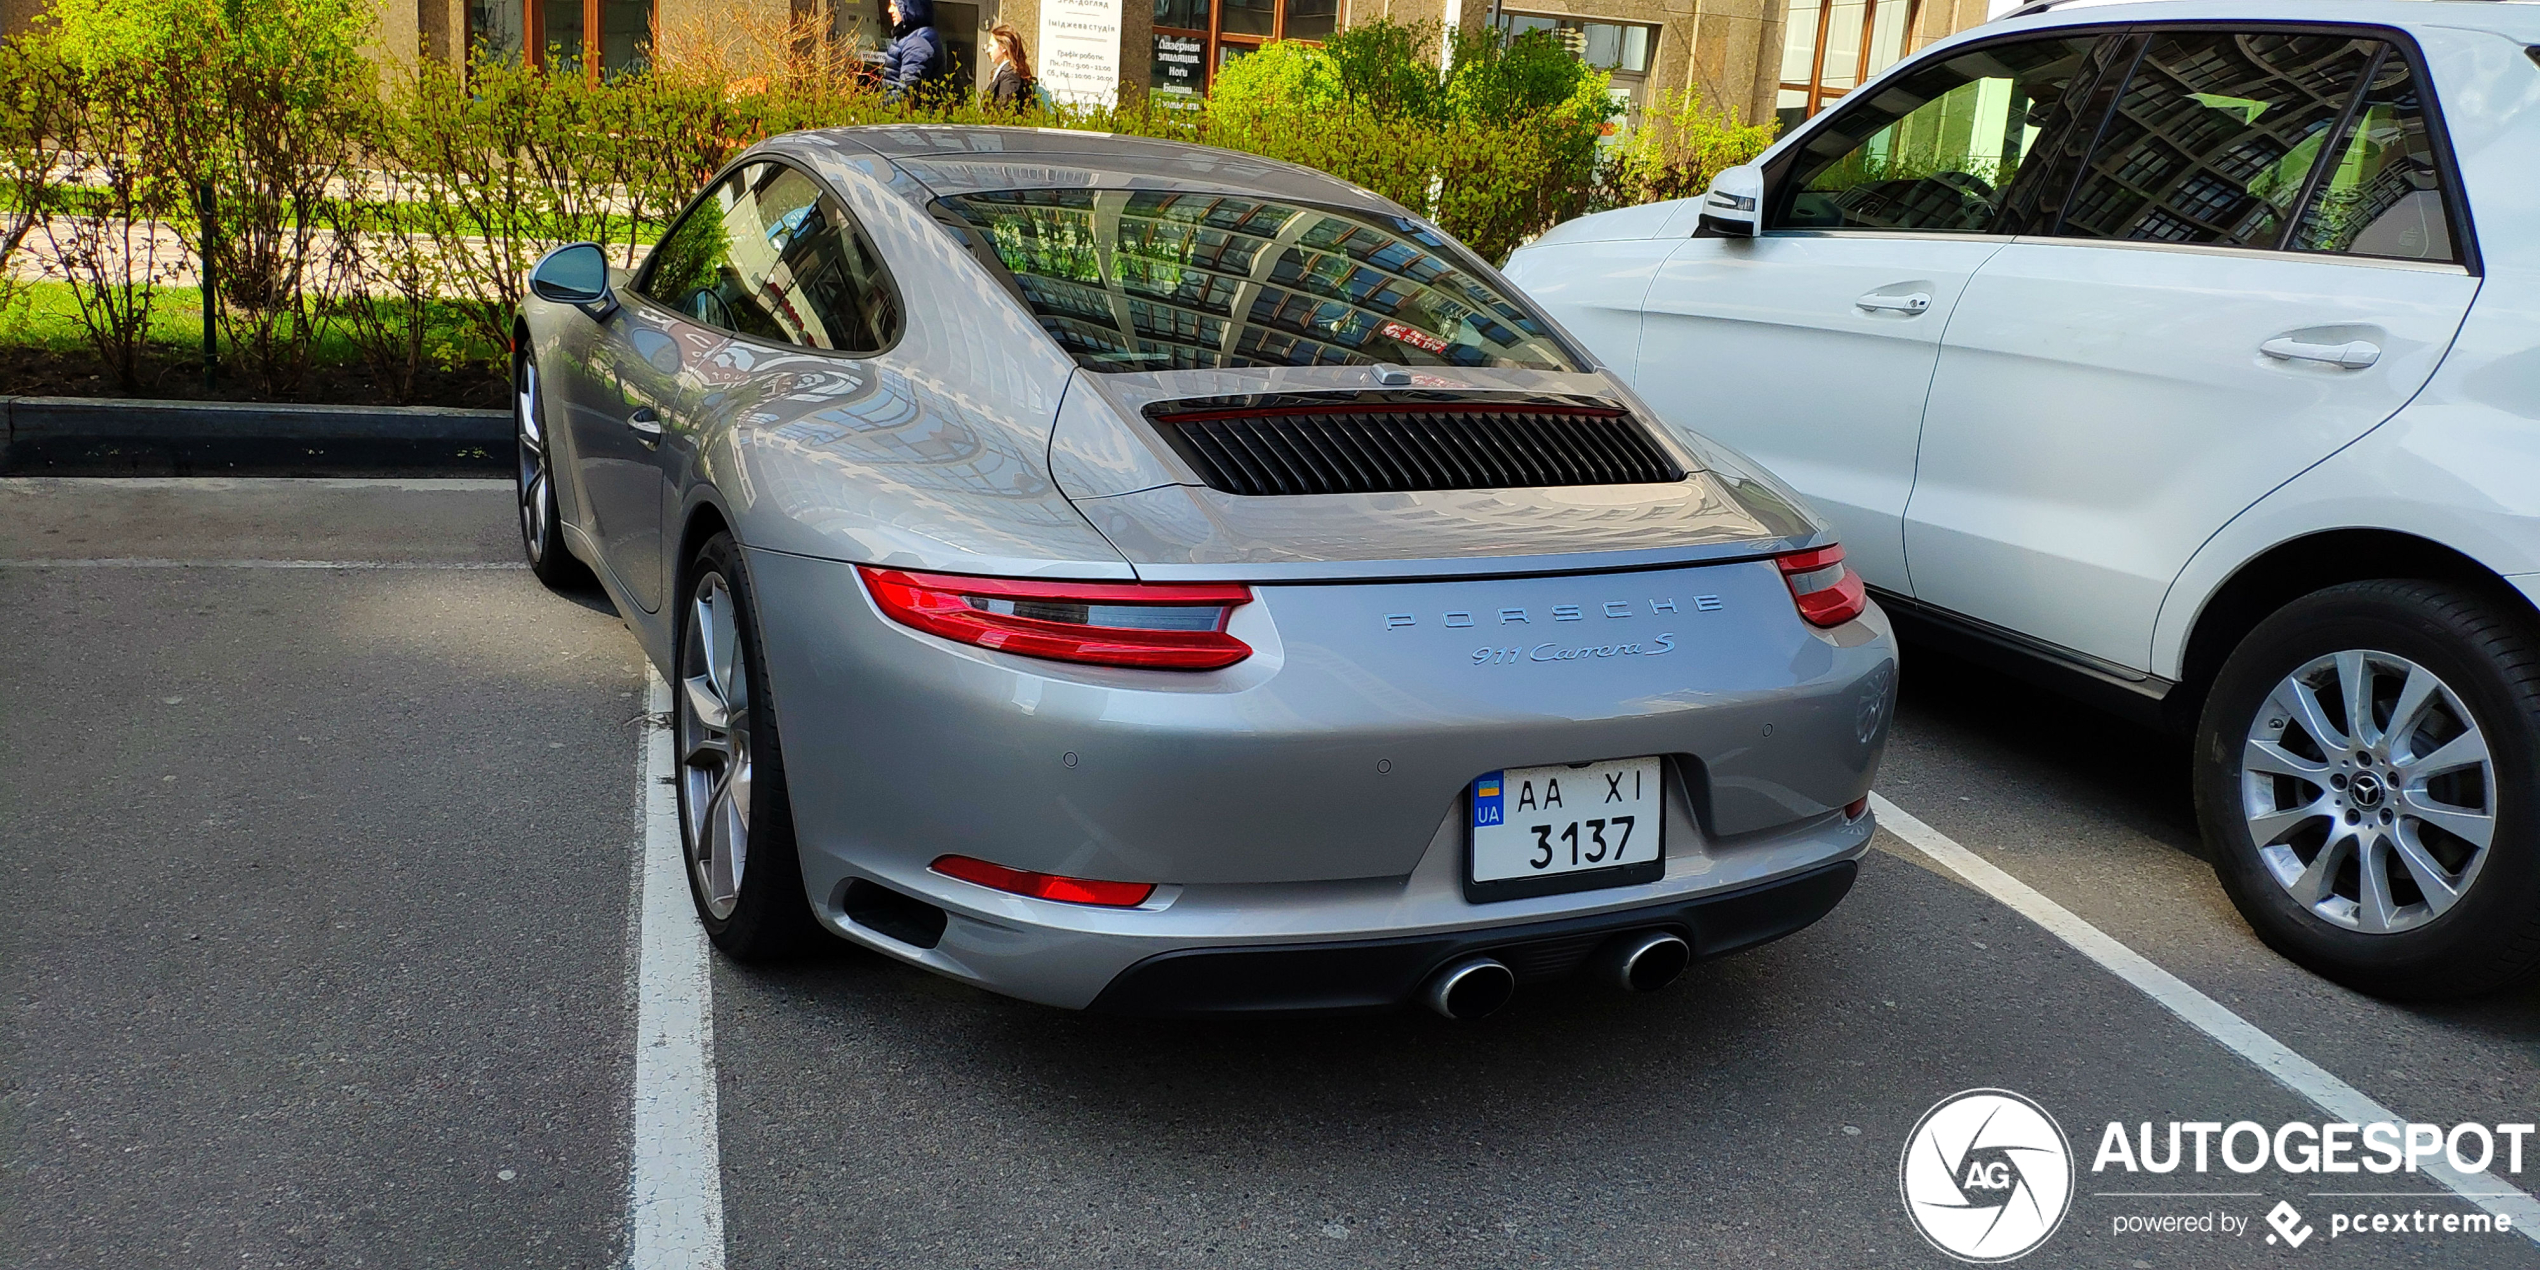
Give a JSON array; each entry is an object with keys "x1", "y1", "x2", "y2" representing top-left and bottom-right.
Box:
[
  {"x1": 1770, "y1": 35, "x2": 2123, "y2": 234},
  {"x1": 2288, "y1": 50, "x2": 2456, "y2": 262},
  {"x1": 2057, "y1": 31, "x2": 2383, "y2": 249},
  {"x1": 639, "y1": 162, "x2": 902, "y2": 352}
]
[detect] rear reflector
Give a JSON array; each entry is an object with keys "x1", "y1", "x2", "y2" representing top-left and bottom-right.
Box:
[
  {"x1": 1845, "y1": 796, "x2": 1870, "y2": 820},
  {"x1": 858, "y1": 568, "x2": 1253, "y2": 670},
  {"x1": 930, "y1": 854, "x2": 1156, "y2": 907},
  {"x1": 1776, "y1": 544, "x2": 1867, "y2": 628}
]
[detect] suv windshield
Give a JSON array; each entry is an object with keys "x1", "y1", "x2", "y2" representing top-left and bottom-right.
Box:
[{"x1": 934, "y1": 188, "x2": 1582, "y2": 374}]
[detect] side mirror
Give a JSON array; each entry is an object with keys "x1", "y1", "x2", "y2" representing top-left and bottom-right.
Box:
[
  {"x1": 529, "y1": 242, "x2": 614, "y2": 310},
  {"x1": 1697, "y1": 165, "x2": 1765, "y2": 238}
]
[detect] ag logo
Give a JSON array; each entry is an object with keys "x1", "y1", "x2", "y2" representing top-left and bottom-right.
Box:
[{"x1": 1899, "y1": 1089, "x2": 2074, "y2": 1262}]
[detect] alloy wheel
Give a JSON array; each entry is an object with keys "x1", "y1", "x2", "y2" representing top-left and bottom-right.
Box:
[
  {"x1": 679, "y1": 572, "x2": 753, "y2": 921},
  {"x1": 2241, "y1": 649, "x2": 2496, "y2": 934},
  {"x1": 515, "y1": 354, "x2": 552, "y2": 564}
]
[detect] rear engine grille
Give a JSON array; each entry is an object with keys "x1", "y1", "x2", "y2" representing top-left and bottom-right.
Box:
[{"x1": 1150, "y1": 403, "x2": 1684, "y2": 497}]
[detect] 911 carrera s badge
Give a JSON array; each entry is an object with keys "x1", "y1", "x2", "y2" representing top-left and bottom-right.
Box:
[{"x1": 1472, "y1": 636, "x2": 1675, "y2": 665}]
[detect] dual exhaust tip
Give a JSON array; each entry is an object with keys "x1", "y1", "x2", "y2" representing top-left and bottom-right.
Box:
[{"x1": 1421, "y1": 929, "x2": 1691, "y2": 1020}]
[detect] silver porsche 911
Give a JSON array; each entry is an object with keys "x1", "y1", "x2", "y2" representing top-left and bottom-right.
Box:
[{"x1": 515, "y1": 125, "x2": 1897, "y2": 1018}]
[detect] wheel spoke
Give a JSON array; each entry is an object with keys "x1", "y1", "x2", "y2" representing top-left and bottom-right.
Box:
[
  {"x1": 2268, "y1": 674, "x2": 2348, "y2": 754},
  {"x1": 2247, "y1": 797, "x2": 2332, "y2": 848},
  {"x1": 2288, "y1": 833, "x2": 2351, "y2": 907},
  {"x1": 2389, "y1": 827, "x2": 2465, "y2": 917},
  {"x1": 2399, "y1": 791, "x2": 2495, "y2": 849},
  {"x1": 2243, "y1": 738, "x2": 2329, "y2": 782},
  {"x1": 691, "y1": 590, "x2": 721, "y2": 693},
  {"x1": 682, "y1": 673, "x2": 731, "y2": 735},
  {"x1": 2382, "y1": 667, "x2": 2439, "y2": 756},
  {"x1": 517, "y1": 363, "x2": 544, "y2": 446},
  {"x1": 714, "y1": 771, "x2": 748, "y2": 898},
  {"x1": 2401, "y1": 729, "x2": 2488, "y2": 782},
  {"x1": 2356, "y1": 837, "x2": 2401, "y2": 933},
  {"x1": 709, "y1": 604, "x2": 741, "y2": 708},
  {"x1": 705, "y1": 776, "x2": 740, "y2": 903},
  {"x1": 2333, "y1": 650, "x2": 2374, "y2": 752}
]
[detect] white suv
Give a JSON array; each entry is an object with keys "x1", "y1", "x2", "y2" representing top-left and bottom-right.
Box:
[{"x1": 1504, "y1": 0, "x2": 2540, "y2": 998}]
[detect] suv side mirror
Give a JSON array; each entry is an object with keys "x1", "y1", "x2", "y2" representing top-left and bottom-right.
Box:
[
  {"x1": 1697, "y1": 165, "x2": 1765, "y2": 238},
  {"x1": 529, "y1": 242, "x2": 614, "y2": 311}
]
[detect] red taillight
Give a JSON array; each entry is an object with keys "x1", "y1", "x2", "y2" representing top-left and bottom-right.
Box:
[
  {"x1": 930, "y1": 854, "x2": 1156, "y2": 907},
  {"x1": 857, "y1": 568, "x2": 1254, "y2": 670},
  {"x1": 1777, "y1": 544, "x2": 1867, "y2": 628},
  {"x1": 1844, "y1": 795, "x2": 1870, "y2": 820}
]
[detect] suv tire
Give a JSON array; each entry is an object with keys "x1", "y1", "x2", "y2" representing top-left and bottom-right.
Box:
[{"x1": 2195, "y1": 580, "x2": 2540, "y2": 999}]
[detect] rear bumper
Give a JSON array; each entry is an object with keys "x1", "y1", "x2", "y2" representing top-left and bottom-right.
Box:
[
  {"x1": 743, "y1": 546, "x2": 1895, "y2": 1008},
  {"x1": 1087, "y1": 858, "x2": 1858, "y2": 1017}
]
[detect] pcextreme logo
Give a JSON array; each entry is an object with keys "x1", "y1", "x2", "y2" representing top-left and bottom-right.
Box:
[
  {"x1": 1899, "y1": 1089, "x2": 2076, "y2": 1263},
  {"x1": 2266, "y1": 1201, "x2": 2315, "y2": 1248}
]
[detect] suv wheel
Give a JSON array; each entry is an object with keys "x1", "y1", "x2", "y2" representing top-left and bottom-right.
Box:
[{"x1": 2195, "y1": 580, "x2": 2540, "y2": 999}]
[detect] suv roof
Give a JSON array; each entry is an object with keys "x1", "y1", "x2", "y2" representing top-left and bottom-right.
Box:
[{"x1": 1991, "y1": 0, "x2": 2540, "y2": 38}]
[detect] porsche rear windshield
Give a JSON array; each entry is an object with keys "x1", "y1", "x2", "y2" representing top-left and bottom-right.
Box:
[{"x1": 934, "y1": 189, "x2": 1581, "y2": 374}]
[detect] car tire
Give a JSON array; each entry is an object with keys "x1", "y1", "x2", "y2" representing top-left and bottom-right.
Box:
[
  {"x1": 674, "y1": 531, "x2": 821, "y2": 961},
  {"x1": 514, "y1": 345, "x2": 585, "y2": 590},
  {"x1": 2194, "y1": 579, "x2": 2540, "y2": 999}
]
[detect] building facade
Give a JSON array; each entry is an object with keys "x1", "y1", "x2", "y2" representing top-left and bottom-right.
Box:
[{"x1": 5, "y1": 0, "x2": 2005, "y2": 131}]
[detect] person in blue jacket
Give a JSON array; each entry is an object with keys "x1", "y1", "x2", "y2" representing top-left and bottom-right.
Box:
[{"x1": 883, "y1": 0, "x2": 951, "y2": 105}]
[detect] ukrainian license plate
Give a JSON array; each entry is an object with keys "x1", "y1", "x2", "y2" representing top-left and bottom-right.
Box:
[{"x1": 1468, "y1": 757, "x2": 1665, "y2": 898}]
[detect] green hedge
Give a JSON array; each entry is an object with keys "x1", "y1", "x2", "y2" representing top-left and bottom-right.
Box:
[{"x1": 0, "y1": 5, "x2": 1773, "y2": 399}]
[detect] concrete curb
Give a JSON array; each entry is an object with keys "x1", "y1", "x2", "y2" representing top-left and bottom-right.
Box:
[{"x1": 1, "y1": 395, "x2": 513, "y2": 475}]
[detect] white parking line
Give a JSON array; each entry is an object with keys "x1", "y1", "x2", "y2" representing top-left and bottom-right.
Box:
[
  {"x1": 0, "y1": 476, "x2": 513, "y2": 492},
  {"x1": 629, "y1": 667, "x2": 725, "y2": 1269},
  {"x1": 1871, "y1": 793, "x2": 2540, "y2": 1243},
  {"x1": 0, "y1": 558, "x2": 528, "y2": 569}
]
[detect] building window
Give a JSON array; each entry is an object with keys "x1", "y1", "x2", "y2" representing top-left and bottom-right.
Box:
[
  {"x1": 467, "y1": 0, "x2": 654, "y2": 81},
  {"x1": 1151, "y1": 0, "x2": 1341, "y2": 100},
  {"x1": 1778, "y1": 0, "x2": 1918, "y2": 129},
  {"x1": 1489, "y1": 12, "x2": 1660, "y2": 118}
]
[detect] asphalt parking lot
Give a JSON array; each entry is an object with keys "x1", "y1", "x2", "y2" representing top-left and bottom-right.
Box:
[{"x1": 5, "y1": 477, "x2": 2535, "y2": 1269}]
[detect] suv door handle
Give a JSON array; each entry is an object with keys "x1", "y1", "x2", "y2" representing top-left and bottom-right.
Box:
[
  {"x1": 1856, "y1": 292, "x2": 1932, "y2": 315},
  {"x1": 2260, "y1": 336, "x2": 2380, "y2": 370},
  {"x1": 626, "y1": 406, "x2": 664, "y2": 444}
]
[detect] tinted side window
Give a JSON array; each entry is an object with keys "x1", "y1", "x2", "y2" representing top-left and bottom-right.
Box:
[
  {"x1": 2289, "y1": 51, "x2": 2456, "y2": 262},
  {"x1": 1771, "y1": 36, "x2": 2124, "y2": 234},
  {"x1": 2057, "y1": 31, "x2": 2381, "y2": 248},
  {"x1": 638, "y1": 163, "x2": 903, "y2": 352}
]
